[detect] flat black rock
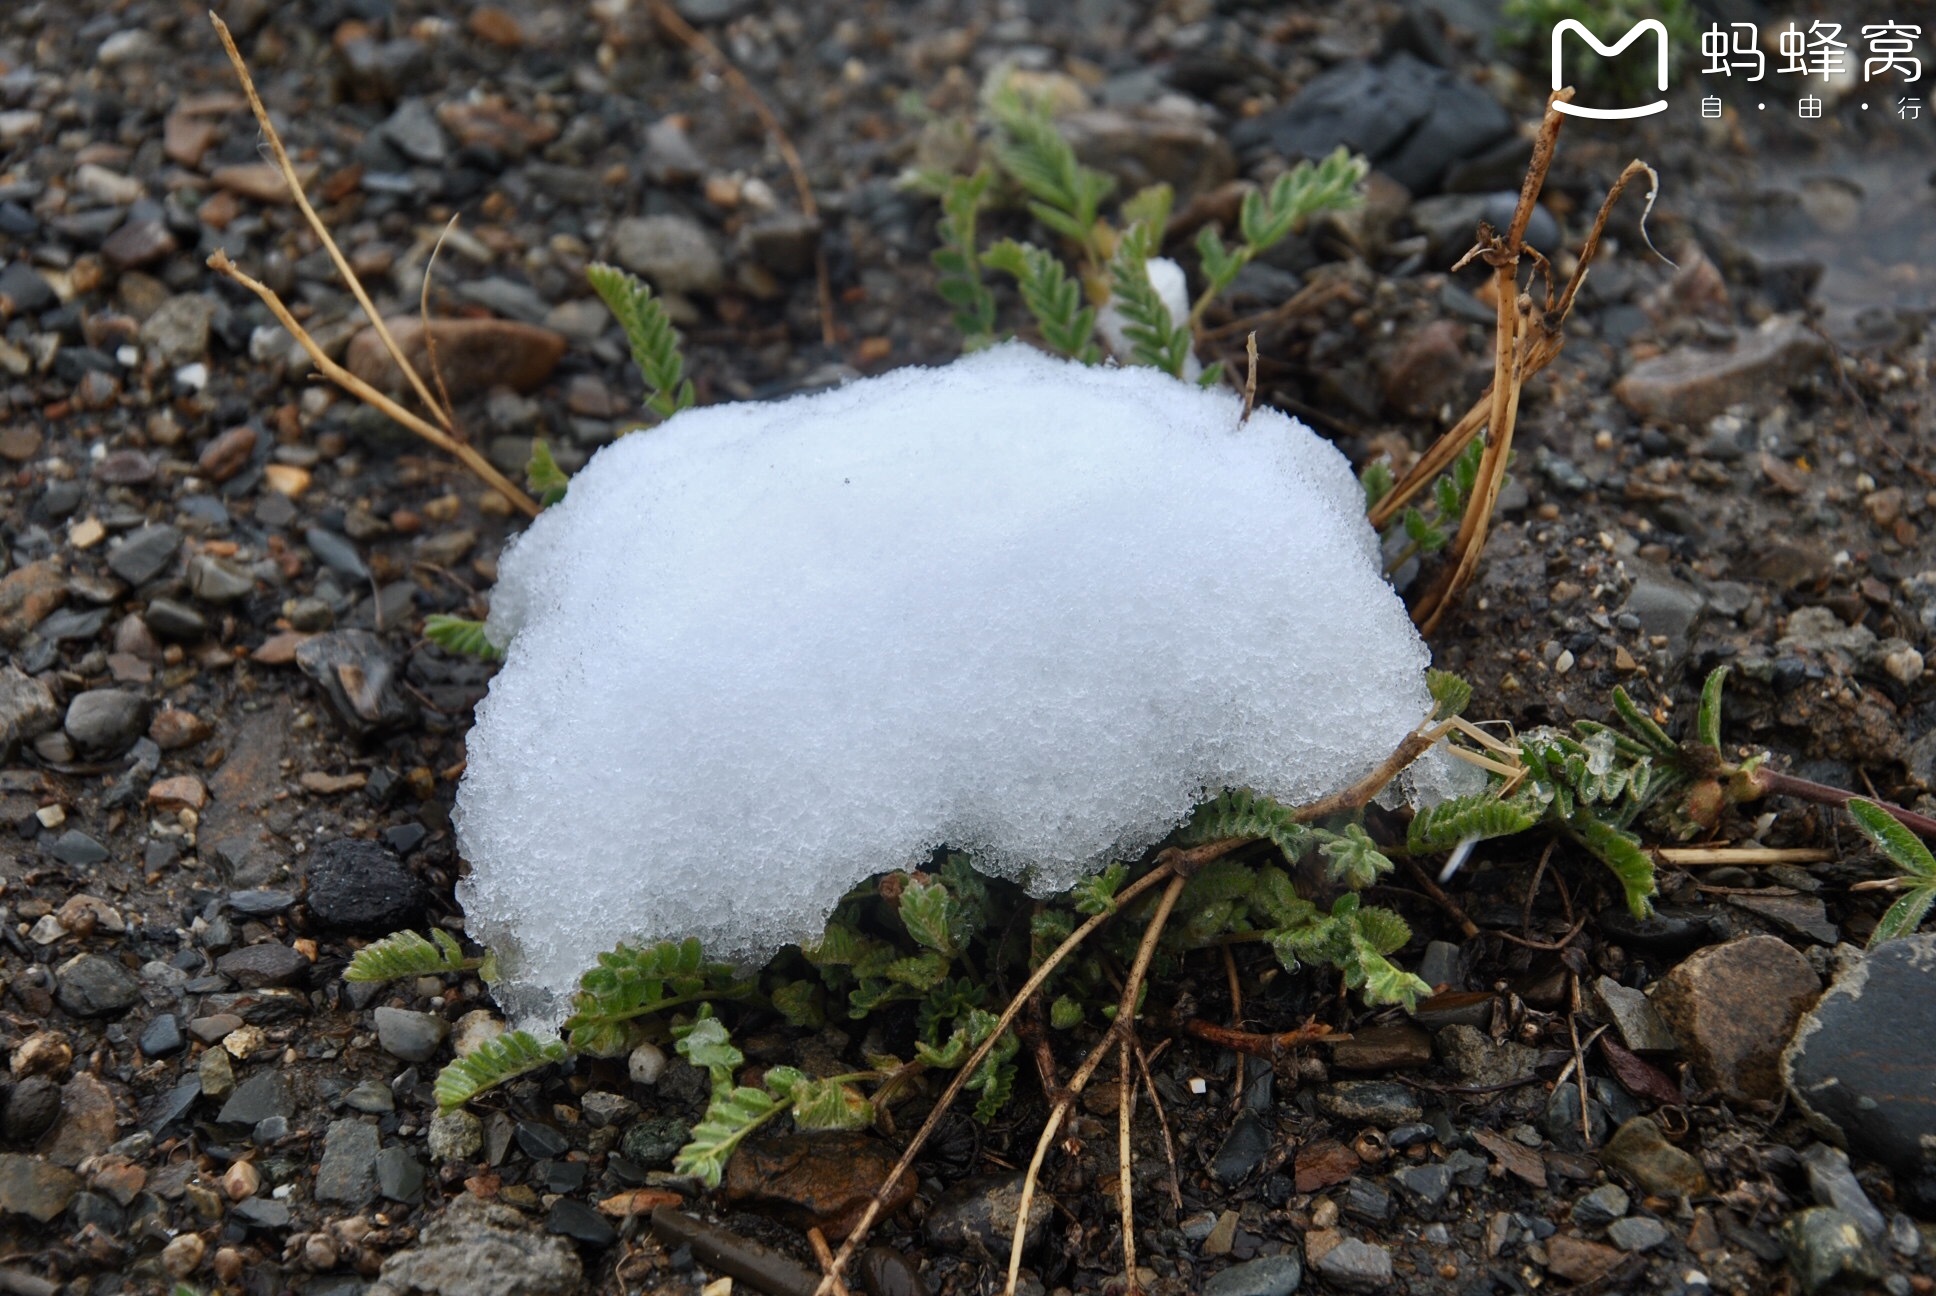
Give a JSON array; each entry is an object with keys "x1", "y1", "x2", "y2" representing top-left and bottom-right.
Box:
[
  {"x1": 1785, "y1": 934, "x2": 1936, "y2": 1210},
  {"x1": 1211, "y1": 1112, "x2": 1272, "y2": 1184},
  {"x1": 304, "y1": 838, "x2": 426, "y2": 934},
  {"x1": 545, "y1": 1197, "x2": 616, "y2": 1247}
]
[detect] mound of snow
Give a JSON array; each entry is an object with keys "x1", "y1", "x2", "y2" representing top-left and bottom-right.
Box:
[{"x1": 456, "y1": 345, "x2": 1447, "y2": 1027}]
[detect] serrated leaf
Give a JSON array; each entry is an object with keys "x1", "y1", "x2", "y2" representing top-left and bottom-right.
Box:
[
  {"x1": 526, "y1": 438, "x2": 569, "y2": 508},
  {"x1": 1610, "y1": 687, "x2": 1678, "y2": 757},
  {"x1": 1353, "y1": 904, "x2": 1412, "y2": 956},
  {"x1": 423, "y1": 615, "x2": 503, "y2": 662},
  {"x1": 1427, "y1": 669, "x2": 1472, "y2": 722},
  {"x1": 434, "y1": 1030, "x2": 566, "y2": 1111},
  {"x1": 1316, "y1": 823, "x2": 1394, "y2": 889},
  {"x1": 1069, "y1": 862, "x2": 1129, "y2": 915},
  {"x1": 673, "y1": 1013, "x2": 744, "y2": 1090},
  {"x1": 770, "y1": 979, "x2": 825, "y2": 1029},
  {"x1": 674, "y1": 1083, "x2": 783, "y2": 1188},
  {"x1": 1361, "y1": 459, "x2": 1396, "y2": 510},
  {"x1": 1181, "y1": 788, "x2": 1315, "y2": 863},
  {"x1": 1407, "y1": 794, "x2": 1541, "y2": 854},
  {"x1": 1566, "y1": 811, "x2": 1658, "y2": 918},
  {"x1": 986, "y1": 238, "x2": 1098, "y2": 361},
  {"x1": 1049, "y1": 995, "x2": 1084, "y2": 1029},
  {"x1": 345, "y1": 929, "x2": 476, "y2": 983},
  {"x1": 898, "y1": 877, "x2": 961, "y2": 957},
  {"x1": 789, "y1": 1076, "x2": 875, "y2": 1131}
]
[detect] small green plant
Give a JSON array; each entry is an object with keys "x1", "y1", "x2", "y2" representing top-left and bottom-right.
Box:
[
  {"x1": 423, "y1": 614, "x2": 502, "y2": 662},
  {"x1": 345, "y1": 928, "x2": 489, "y2": 982},
  {"x1": 916, "y1": 81, "x2": 1368, "y2": 382},
  {"x1": 1365, "y1": 439, "x2": 1492, "y2": 577},
  {"x1": 1846, "y1": 799, "x2": 1936, "y2": 946}
]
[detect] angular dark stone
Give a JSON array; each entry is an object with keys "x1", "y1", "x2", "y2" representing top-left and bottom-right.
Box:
[
  {"x1": 137, "y1": 1015, "x2": 185, "y2": 1058},
  {"x1": 316, "y1": 1119, "x2": 381, "y2": 1206},
  {"x1": 216, "y1": 1071, "x2": 292, "y2": 1129},
  {"x1": 545, "y1": 1198, "x2": 615, "y2": 1247},
  {"x1": 55, "y1": 954, "x2": 141, "y2": 1018},
  {"x1": 294, "y1": 630, "x2": 419, "y2": 739},
  {"x1": 304, "y1": 838, "x2": 426, "y2": 933},
  {"x1": 1785, "y1": 934, "x2": 1936, "y2": 1209},
  {"x1": 1210, "y1": 1113, "x2": 1272, "y2": 1184},
  {"x1": 2, "y1": 1076, "x2": 62, "y2": 1144},
  {"x1": 215, "y1": 943, "x2": 308, "y2": 989},
  {"x1": 106, "y1": 524, "x2": 182, "y2": 586}
]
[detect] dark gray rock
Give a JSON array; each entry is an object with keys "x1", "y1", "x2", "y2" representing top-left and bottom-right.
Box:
[
  {"x1": 216, "y1": 1071, "x2": 292, "y2": 1129},
  {"x1": 611, "y1": 215, "x2": 724, "y2": 296},
  {"x1": 143, "y1": 597, "x2": 208, "y2": 640},
  {"x1": 294, "y1": 630, "x2": 418, "y2": 739},
  {"x1": 375, "y1": 1008, "x2": 448, "y2": 1064},
  {"x1": 1800, "y1": 1143, "x2": 1884, "y2": 1240},
  {"x1": 1203, "y1": 1253, "x2": 1301, "y2": 1296},
  {"x1": 1316, "y1": 1081, "x2": 1421, "y2": 1126},
  {"x1": 545, "y1": 1198, "x2": 615, "y2": 1247},
  {"x1": 231, "y1": 1196, "x2": 292, "y2": 1230},
  {"x1": 215, "y1": 943, "x2": 308, "y2": 989},
  {"x1": 377, "y1": 1145, "x2": 424, "y2": 1203},
  {"x1": 1391, "y1": 1162, "x2": 1453, "y2": 1208},
  {"x1": 1785, "y1": 935, "x2": 1936, "y2": 1211},
  {"x1": 0, "y1": 261, "x2": 57, "y2": 315},
  {"x1": 2, "y1": 1077, "x2": 62, "y2": 1144},
  {"x1": 55, "y1": 954, "x2": 140, "y2": 1018},
  {"x1": 63, "y1": 689, "x2": 151, "y2": 757},
  {"x1": 1572, "y1": 1183, "x2": 1630, "y2": 1229},
  {"x1": 1781, "y1": 1207, "x2": 1882, "y2": 1294},
  {"x1": 186, "y1": 555, "x2": 254, "y2": 603},
  {"x1": 619, "y1": 1115, "x2": 687, "y2": 1170},
  {"x1": 304, "y1": 527, "x2": 370, "y2": 581},
  {"x1": 106, "y1": 524, "x2": 182, "y2": 585},
  {"x1": 379, "y1": 99, "x2": 448, "y2": 165},
  {"x1": 45, "y1": 831, "x2": 109, "y2": 866},
  {"x1": 305, "y1": 838, "x2": 426, "y2": 933},
  {"x1": 1211, "y1": 1113, "x2": 1272, "y2": 1183},
  {"x1": 1435, "y1": 1023, "x2": 1538, "y2": 1086},
  {"x1": 317, "y1": 1119, "x2": 381, "y2": 1206},
  {"x1": 137, "y1": 1015, "x2": 184, "y2": 1058},
  {"x1": 924, "y1": 1173, "x2": 1054, "y2": 1252},
  {"x1": 1607, "y1": 1215, "x2": 1670, "y2": 1252},
  {"x1": 1543, "y1": 1082, "x2": 1608, "y2": 1153},
  {"x1": 1312, "y1": 1238, "x2": 1393, "y2": 1290}
]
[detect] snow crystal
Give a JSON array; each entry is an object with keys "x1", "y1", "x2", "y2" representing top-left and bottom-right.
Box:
[{"x1": 456, "y1": 344, "x2": 1446, "y2": 1028}]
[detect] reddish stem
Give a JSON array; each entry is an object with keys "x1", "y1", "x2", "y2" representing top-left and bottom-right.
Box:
[{"x1": 1744, "y1": 768, "x2": 1936, "y2": 841}]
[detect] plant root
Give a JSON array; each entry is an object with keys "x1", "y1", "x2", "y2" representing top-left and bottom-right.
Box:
[{"x1": 1180, "y1": 1017, "x2": 1339, "y2": 1057}]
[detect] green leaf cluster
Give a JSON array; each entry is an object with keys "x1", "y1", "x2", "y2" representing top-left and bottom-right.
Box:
[
  {"x1": 1375, "y1": 438, "x2": 1489, "y2": 576},
  {"x1": 434, "y1": 1030, "x2": 567, "y2": 1112},
  {"x1": 345, "y1": 928, "x2": 481, "y2": 982},
  {"x1": 563, "y1": 937, "x2": 753, "y2": 1057}
]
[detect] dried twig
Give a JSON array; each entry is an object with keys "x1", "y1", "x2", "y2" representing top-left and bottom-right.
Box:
[
  {"x1": 1655, "y1": 846, "x2": 1833, "y2": 866},
  {"x1": 1180, "y1": 1018, "x2": 1338, "y2": 1056},
  {"x1": 1239, "y1": 332, "x2": 1259, "y2": 424},
  {"x1": 208, "y1": 252, "x2": 538, "y2": 517},
  {"x1": 1132, "y1": 1041, "x2": 1183, "y2": 1210},
  {"x1": 1116, "y1": 1034, "x2": 1138, "y2": 1294},
  {"x1": 806, "y1": 1228, "x2": 852, "y2": 1296},
  {"x1": 649, "y1": 0, "x2": 837, "y2": 349}
]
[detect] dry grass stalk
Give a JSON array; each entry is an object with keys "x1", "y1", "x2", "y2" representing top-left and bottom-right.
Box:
[
  {"x1": 648, "y1": 0, "x2": 839, "y2": 349},
  {"x1": 203, "y1": 13, "x2": 539, "y2": 518}
]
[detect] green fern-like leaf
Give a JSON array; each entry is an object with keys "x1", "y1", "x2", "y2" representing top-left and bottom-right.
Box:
[
  {"x1": 586, "y1": 262, "x2": 696, "y2": 419},
  {"x1": 1609, "y1": 687, "x2": 1678, "y2": 757},
  {"x1": 1178, "y1": 858, "x2": 1259, "y2": 912},
  {"x1": 1068, "y1": 862, "x2": 1130, "y2": 915},
  {"x1": 564, "y1": 937, "x2": 734, "y2": 1057},
  {"x1": 676, "y1": 1082, "x2": 783, "y2": 1187},
  {"x1": 986, "y1": 86, "x2": 1115, "y2": 256},
  {"x1": 1407, "y1": 794, "x2": 1541, "y2": 854},
  {"x1": 1846, "y1": 799, "x2": 1936, "y2": 946},
  {"x1": 526, "y1": 438, "x2": 569, "y2": 508},
  {"x1": 1181, "y1": 788, "x2": 1315, "y2": 863},
  {"x1": 434, "y1": 1030, "x2": 567, "y2": 1112},
  {"x1": 984, "y1": 239, "x2": 1100, "y2": 362},
  {"x1": 769, "y1": 979, "x2": 826, "y2": 1029},
  {"x1": 928, "y1": 168, "x2": 998, "y2": 343},
  {"x1": 1566, "y1": 810, "x2": 1658, "y2": 918},
  {"x1": 345, "y1": 928, "x2": 477, "y2": 983},
  {"x1": 424, "y1": 614, "x2": 503, "y2": 662},
  {"x1": 1238, "y1": 147, "x2": 1368, "y2": 250},
  {"x1": 1107, "y1": 222, "x2": 1192, "y2": 376},
  {"x1": 1246, "y1": 864, "x2": 1318, "y2": 931},
  {"x1": 1049, "y1": 994, "x2": 1084, "y2": 1029}
]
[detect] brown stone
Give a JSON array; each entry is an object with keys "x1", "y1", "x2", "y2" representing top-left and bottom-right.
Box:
[
  {"x1": 1614, "y1": 320, "x2": 1831, "y2": 427},
  {"x1": 197, "y1": 425, "x2": 257, "y2": 482},
  {"x1": 148, "y1": 775, "x2": 208, "y2": 812},
  {"x1": 1544, "y1": 1234, "x2": 1625, "y2": 1283},
  {"x1": 1294, "y1": 1139, "x2": 1362, "y2": 1193},
  {"x1": 149, "y1": 707, "x2": 212, "y2": 750},
  {"x1": 467, "y1": 6, "x2": 526, "y2": 46},
  {"x1": 721, "y1": 1131, "x2": 912, "y2": 1240},
  {"x1": 0, "y1": 425, "x2": 41, "y2": 461},
  {"x1": 164, "y1": 112, "x2": 219, "y2": 169},
  {"x1": 43, "y1": 1074, "x2": 117, "y2": 1168},
  {"x1": 1601, "y1": 1117, "x2": 1709, "y2": 1198},
  {"x1": 345, "y1": 316, "x2": 566, "y2": 397},
  {"x1": 1382, "y1": 319, "x2": 1469, "y2": 418},
  {"x1": 0, "y1": 560, "x2": 65, "y2": 646},
  {"x1": 437, "y1": 100, "x2": 557, "y2": 158},
  {"x1": 210, "y1": 163, "x2": 315, "y2": 204},
  {"x1": 252, "y1": 632, "x2": 313, "y2": 665},
  {"x1": 1329, "y1": 1023, "x2": 1433, "y2": 1071},
  {"x1": 1649, "y1": 935, "x2": 1819, "y2": 1102}
]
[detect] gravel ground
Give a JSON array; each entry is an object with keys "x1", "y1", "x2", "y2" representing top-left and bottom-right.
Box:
[{"x1": 1, "y1": 1, "x2": 1934, "y2": 1294}]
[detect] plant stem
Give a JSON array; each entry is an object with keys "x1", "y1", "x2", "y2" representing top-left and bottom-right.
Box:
[{"x1": 1743, "y1": 768, "x2": 1936, "y2": 840}]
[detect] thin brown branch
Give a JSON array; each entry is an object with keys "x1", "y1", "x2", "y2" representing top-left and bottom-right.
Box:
[
  {"x1": 806, "y1": 1228, "x2": 852, "y2": 1296},
  {"x1": 1743, "y1": 768, "x2": 1936, "y2": 841},
  {"x1": 1131, "y1": 1041, "x2": 1183, "y2": 1211},
  {"x1": 1221, "y1": 942, "x2": 1245, "y2": 1111},
  {"x1": 420, "y1": 215, "x2": 462, "y2": 432},
  {"x1": 207, "y1": 251, "x2": 540, "y2": 518},
  {"x1": 1399, "y1": 853, "x2": 1481, "y2": 939},
  {"x1": 1293, "y1": 724, "x2": 1442, "y2": 823},
  {"x1": 815, "y1": 863, "x2": 1178, "y2": 1295},
  {"x1": 1180, "y1": 1017, "x2": 1339, "y2": 1057},
  {"x1": 1117, "y1": 1034, "x2": 1138, "y2": 1296},
  {"x1": 1239, "y1": 332, "x2": 1259, "y2": 423},
  {"x1": 650, "y1": 0, "x2": 837, "y2": 349},
  {"x1": 1005, "y1": 873, "x2": 1188, "y2": 1296},
  {"x1": 209, "y1": 12, "x2": 447, "y2": 427}
]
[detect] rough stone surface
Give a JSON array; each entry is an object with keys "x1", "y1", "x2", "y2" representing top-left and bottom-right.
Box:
[
  {"x1": 304, "y1": 839, "x2": 428, "y2": 934},
  {"x1": 368, "y1": 1192, "x2": 582, "y2": 1296},
  {"x1": 1615, "y1": 319, "x2": 1833, "y2": 426},
  {"x1": 63, "y1": 688, "x2": 152, "y2": 758},
  {"x1": 1650, "y1": 935, "x2": 1819, "y2": 1102},
  {"x1": 1781, "y1": 1207, "x2": 1882, "y2": 1295},
  {"x1": 0, "y1": 665, "x2": 59, "y2": 757},
  {"x1": 723, "y1": 1132, "x2": 914, "y2": 1241},
  {"x1": 1203, "y1": 1253, "x2": 1302, "y2": 1296},
  {"x1": 1601, "y1": 1117, "x2": 1709, "y2": 1197},
  {"x1": 1311, "y1": 1237, "x2": 1393, "y2": 1290},
  {"x1": 0, "y1": 1154, "x2": 82, "y2": 1222},
  {"x1": 610, "y1": 215, "x2": 725, "y2": 296},
  {"x1": 55, "y1": 953, "x2": 141, "y2": 1018},
  {"x1": 1591, "y1": 976, "x2": 1679, "y2": 1054},
  {"x1": 1784, "y1": 933, "x2": 1936, "y2": 1208},
  {"x1": 374, "y1": 1007, "x2": 449, "y2": 1063},
  {"x1": 316, "y1": 1119, "x2": 381, "y2": 1206}
]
